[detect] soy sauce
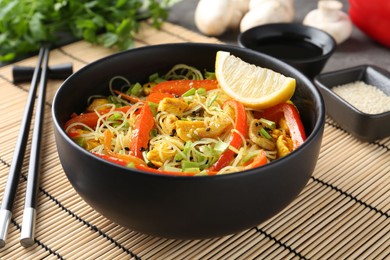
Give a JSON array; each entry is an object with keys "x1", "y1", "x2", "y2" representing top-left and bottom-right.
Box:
[{"x1": 251, "y1": 36, "x2": 323, "y2": 61}]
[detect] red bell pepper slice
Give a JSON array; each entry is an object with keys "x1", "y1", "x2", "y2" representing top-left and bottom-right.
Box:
[
  {"x1": 102, "y1": 130, "x2": 147, "y2": 166},
  {"x1": 150, "y1": 79, "x2": 218, "y2": 96},
  {"x1": 242, "y1": 150, "x2": 268, "y2": 171},
  {"x1": 145, "y1": 92, "x2": 175, "y2": 103},
  {"x1": 92, "y1": 152, "x2": 196, "y2": 176},
  {"x1": 129, "y1": 103, "x2": 155, "y2": 159},
  {"x1": 93, "y1": 152, "x2": 134, "y2": 167},
  {"x1": 258, "y1": 103, "x2": 306, "y2": 149},
  {"x1": 113, "y1": 90, "x2": 175, "y2": 105},
  {"x1": 66, "y1": 128, "x2": 83, "y2": 138},
  {"x1": 206, "y1": 150, "x2": 267, "y2": 175},
  {"x1": 64, "y1": 106, "x2": 132, "y2": 130},
  {"x1": 207, "y1": 100, "x2": 247, "y2": 173}
]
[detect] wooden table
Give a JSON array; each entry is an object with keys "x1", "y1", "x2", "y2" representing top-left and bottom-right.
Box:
[{"x1": 0, "y1": 21, "x2": 389, "y2": 259}]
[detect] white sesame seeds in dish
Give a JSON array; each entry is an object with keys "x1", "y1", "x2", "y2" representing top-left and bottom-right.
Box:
[{"x1": 331, "y1": 81, "x2": 390, "y2": 114}]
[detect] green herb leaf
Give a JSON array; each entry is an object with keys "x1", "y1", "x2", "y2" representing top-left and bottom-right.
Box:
[{"x1": 0, "y1": 0, "x2": 179, "y2": 62}]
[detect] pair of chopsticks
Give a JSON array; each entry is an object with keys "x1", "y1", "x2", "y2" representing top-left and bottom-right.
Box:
[{"x1": 0, "y1": 47, "x2": 50, "y2": 248}]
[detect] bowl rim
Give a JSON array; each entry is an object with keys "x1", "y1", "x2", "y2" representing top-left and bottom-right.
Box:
[
  {"x1": 314, "y1": 64, "x2": 390, "y2": 118},
  {"x1": 238, "y1": 22, "x2": 337, "y2": 63},
  {"x1": 52, "y1": 42, "x2": 325, "y2": 179}
]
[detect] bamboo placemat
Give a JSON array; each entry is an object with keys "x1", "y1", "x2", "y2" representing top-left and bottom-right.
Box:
[{"x1": 0, "y1": 22, "x2": 389, "y2": 259}]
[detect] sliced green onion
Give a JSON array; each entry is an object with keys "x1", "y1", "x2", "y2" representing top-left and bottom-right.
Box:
[
  {"x1": 259, "y1": 127, "x2": 272, "y2": 140},
  {"x1": 155, "y1": 78, "x2": 166, "y2": 83},
  {"x1": 175, "y1": 141, "x2": 192, "y2": 161},
  {"x1": 107, "y1": 95, "x2": 122, "y2": 107},
  {"x1": 241, "y1": 151, "x2": 259, "y2": 164},
  {"x1": 149, "y1": 72, "x2": 166, "y2": 83},
  {"x1": 150, "y1": 129, "x2": 158, "y2": 138},
  {"x1": 74, "y1": 137, "x2": 86, "y2": 148},
  {"x1": 214, "y1": 141, "x2": 229, "y2": 153},
  {"x1": 196, "y1": 88, "x2": 207, "y2": 95},
  {"x1": 182, "y1": 160, "x2": 201, "y2": 173},
  {"x1": 130, "y1": 82, "x2": 142, "y2": 96},
  {"x1": 204, "y1": 71, "x2": 216, "y2": 80},
  {"x1": 174, "y1": 153, "x2": 183, "y2": 162},
  {"x1": 206, "y1": 94, "x2": 218, "y2": 107},
  {"x1": 182, "y1": 87, "x2": 196, "y2": 97},
  {"x1": 148, "y1": 73, "x2": 159, "y2": 82},
  {"x1": 183, "y1": 167, "x2": 200, "y2": 173},
  {"x1": 108, "y1": 112, "x2": 122, "y2": 121},
  {"x1": 198, "y1": 144, "x2": 213, "y2": 157},
  {"x1": 147, "y1": 101, "x2": 159, "y2": 116},
  {"x1": 259, "y1": 118, "x2": 276, "y2": 129}
]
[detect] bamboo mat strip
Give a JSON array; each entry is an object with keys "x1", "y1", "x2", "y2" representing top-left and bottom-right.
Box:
[{"x1": 0, "y1": 21, "x2": 389, "y2": 259}]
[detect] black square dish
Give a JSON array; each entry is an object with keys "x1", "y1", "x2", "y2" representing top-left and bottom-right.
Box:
[{"x1": 314, "y1": 65, "x2": 390, "y2": 141}]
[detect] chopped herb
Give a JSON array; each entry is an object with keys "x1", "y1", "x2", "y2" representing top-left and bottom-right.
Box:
[
  {"x1": 259, "y1": 128, "x2": 272, "y2": 140},
  {"x1": 147, "y1": 101, "x2": 159, "y2": 116},
  {"x1": 204, "y1": 71, "x2": 216, "y2": 80},
  {"x1": 149, "y1": 129, "x2": 158, "y2": 138},
  {"x1": 108, "y1": 112, "x2": 122, "y2": 121},
  {"x1": 130, "y1": 83, "x2": 143, "y2": 96},
  {"x1": 206, "y1": 94, "x2": 218, "y2": 107},
  {"x1": 0, "y1": 0, "x2": 179, "y2": 62},
  {"x1": 259, "y1": 118, "x2": 276, "y2": 129},
  {"x1": 214, "y1": 141, "x2": 229, "y2": 153},
  {"x1": 182, "y1": 87, "x2": 196, "y2": 97},
  {"x1": 196, "y1": 88, "x2": 207, "y2": 95},
  {"x1": 74, "y1": 137, "x2": 86, "y2": 148}
]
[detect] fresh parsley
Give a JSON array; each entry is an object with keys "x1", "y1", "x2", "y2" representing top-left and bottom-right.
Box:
[{"x1": 0, "y1": 0, "x2": 179, "y2": 62}]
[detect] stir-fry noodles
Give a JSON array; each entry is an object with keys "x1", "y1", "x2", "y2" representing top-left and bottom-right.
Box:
[{"x1": 64, "y1": 64, "x2": 306, "y2": 176}]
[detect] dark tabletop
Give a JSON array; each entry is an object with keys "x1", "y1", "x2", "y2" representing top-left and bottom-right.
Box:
[{"x1": 167, "y1": 0, "x2": 390, "y2": 74}]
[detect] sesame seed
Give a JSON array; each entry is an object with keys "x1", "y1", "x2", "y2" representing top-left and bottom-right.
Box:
[{"x1": 332, "y1": 81, "x2": 390, "y2": 114}]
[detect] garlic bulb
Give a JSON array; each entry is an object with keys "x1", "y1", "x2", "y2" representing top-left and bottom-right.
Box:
[
  {"x1": 303, "y1": 0, "x2": 352, "y2": 44},
  {"x1": 240, "y1": 0, "x2": 294, "y2": 32}
]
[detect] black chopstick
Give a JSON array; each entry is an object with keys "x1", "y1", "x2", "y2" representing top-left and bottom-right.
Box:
[
  {"x1": 20, "y1": 47, "x2": 50, "y2": 248},
  {"x1": 0, "y1": 47, "x2": 46, "y2": 248}
]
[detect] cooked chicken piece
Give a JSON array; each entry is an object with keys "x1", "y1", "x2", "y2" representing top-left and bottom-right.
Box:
[
  {"x1": 143, "y1": 83, "x2": 155, "y2": 95},
  {"x1": 271, "y1": 128, "x2": 283, "y2": 139},
  {"x1": 196, "y1": 112, "x2": 231, "y2": 138},
  {"x1": 175, "y1": 110, "x2": 232, "y2": 142},
  {"x1": 85, "y1": 139, "x2": 100, "y2": 150},
  {"x1": 146, "y1": 142, "x2": 177, "y2": 167},
  {"x1": 158, "y1": 98, "x2": 188, "y2": 116},
  {"x1": 175, "y1": 120, "x2": 205, "y2": 142},
  {"x1": 276, "y1": 135, "x2": 293, "y2": 157},
  {"x1": 86, "y1": 98, "x2": 108, "y2": 112}
]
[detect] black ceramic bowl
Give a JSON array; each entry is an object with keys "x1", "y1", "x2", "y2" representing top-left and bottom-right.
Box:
[
  {"x1": 314, "y1": 65, "x2": 390, "y2": 141},
  {"x1": 52, "y1": 43, "x2": 325, "y2": 239},
  {"x1": 238, "y1": 23, "x2": 336, "y2": 78}
]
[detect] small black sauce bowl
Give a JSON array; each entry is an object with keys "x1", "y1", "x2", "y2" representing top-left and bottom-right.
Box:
[
  {"x1": 238, "y1": 23, "x2": 336, "y2": 79},
  {"x1": 314, "y1": 65, "x2": 390, "y2": 141}
]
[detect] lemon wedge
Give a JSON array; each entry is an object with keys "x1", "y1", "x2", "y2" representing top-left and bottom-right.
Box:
[{"x1": 215, "y1": 51, "x2": 296, "y2": 109}]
